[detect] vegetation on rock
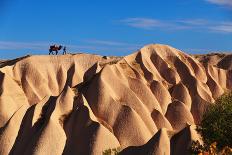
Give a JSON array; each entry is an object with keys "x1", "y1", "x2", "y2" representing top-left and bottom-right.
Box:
[
  {"x1": 190, "y1": 92, "x2": 232, "y2": 154},
  {"x1": 102, "y1": 148, "x2": 120, "y2": 155}
]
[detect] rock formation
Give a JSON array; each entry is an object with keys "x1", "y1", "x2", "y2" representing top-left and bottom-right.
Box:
[{"x1": 0, "y1": 44, "x2": 231, "y2": 155}]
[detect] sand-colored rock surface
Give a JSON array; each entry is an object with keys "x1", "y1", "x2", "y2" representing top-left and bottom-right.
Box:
[{"x1": 0, "y1": 44, "x2": 231, "y2": 155}]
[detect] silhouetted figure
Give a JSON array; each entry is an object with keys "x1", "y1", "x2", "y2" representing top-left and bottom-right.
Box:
[
  {"x1": 49, "y1": 45, "x2": 63, "y2": 55},
  {"x1": 63, "y1": 46, "x2": 67, "y2": 55}
]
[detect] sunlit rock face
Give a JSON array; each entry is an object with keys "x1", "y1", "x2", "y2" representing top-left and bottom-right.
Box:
[{"x1": 0, "y1": 44, "x2": 231, "y2": 155}]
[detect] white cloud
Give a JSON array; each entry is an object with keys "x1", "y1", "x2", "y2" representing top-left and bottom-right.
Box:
[
  {"x1": 85, "y1": 39, "x2": 141, "y2": 49},
  {"x1": 205, "y1": 0, "x2": 232, "y2": 6},
  {"x1": 210, "y1": 22, "x2": 232, "y2": 33},
  {"x1": 119, "y1": 18, "x2": 207, "y2": 30},
  {"x1": 0, "y1": 41, "x2": 48, "y2": 50},
  {"x1": 119, "y1": 17, "x2": 232, "y2": 33},
  {"x1": 177, "y1": 19, "x2": 209, "y2": 26},
  {"x1": 119, "y1": 18, "x2": 165, "y2": 29},
  {"x1": 85, "y1": 39, "x2": 128, "y2": 46}
]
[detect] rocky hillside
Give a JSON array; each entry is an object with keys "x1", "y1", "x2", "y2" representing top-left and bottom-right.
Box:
[{"x1": 0, "y1": 44, "x2": 231, "y2": 155}]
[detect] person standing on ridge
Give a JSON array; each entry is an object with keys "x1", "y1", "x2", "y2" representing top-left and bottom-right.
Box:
[{"x1": 63, "y1": 46, "x2": 67, "y2": 55}]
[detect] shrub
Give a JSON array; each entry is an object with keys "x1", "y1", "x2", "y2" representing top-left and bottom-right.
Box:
[
  {"x1": 198, "y1": 92, "x2": 232, "y2": 150},
  {"x1": 190, "y1": 141, "x2": 232, "y2": 155},
  {"x1": 102, "y1": 148, "x2": 120, "y2": 155}
]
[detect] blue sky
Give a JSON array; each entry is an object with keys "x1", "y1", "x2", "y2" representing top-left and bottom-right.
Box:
[{"x1": 0, "y1": 0, "x2": 231, "y2": 59}]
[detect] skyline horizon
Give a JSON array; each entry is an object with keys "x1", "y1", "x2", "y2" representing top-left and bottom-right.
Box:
[
  {"x1": 0, "y1": 0, "x2": 231, "y2": 59},
  {"x1": 0, "y1": 42, "x2": 231, "y2": 60}
]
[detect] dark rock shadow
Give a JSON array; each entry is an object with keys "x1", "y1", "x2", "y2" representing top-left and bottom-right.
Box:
[{"x1": 9, "y1": 96, "x2": 56, "y2": 155}]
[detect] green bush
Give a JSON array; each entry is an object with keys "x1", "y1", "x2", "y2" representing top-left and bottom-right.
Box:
[
  {"x1": 198, "y1": 92, "x2": 232, "y2": 150},
  {"x1": 102, "y1": 148, "x2": 120, "y2": 155}
]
